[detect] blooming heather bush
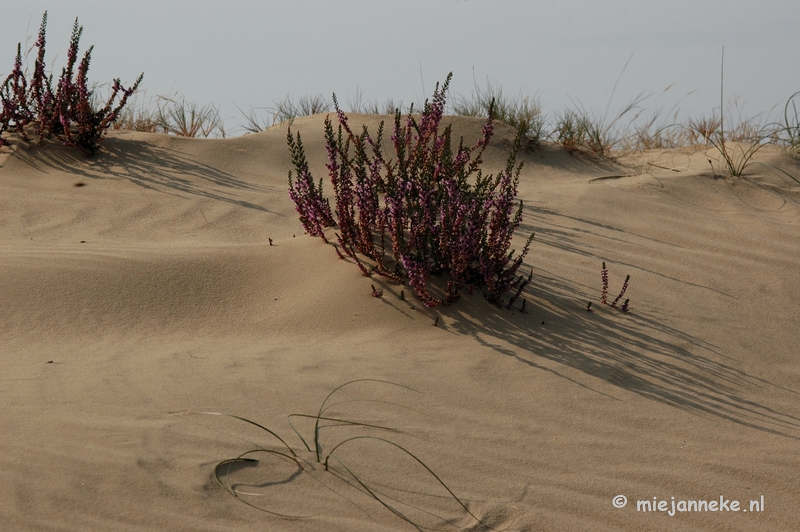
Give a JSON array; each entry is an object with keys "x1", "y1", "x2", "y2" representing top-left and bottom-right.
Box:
[
  {"x1": 288, "y1": 74, "x2": 535, "y2": 307},
  {"x1": 0, "y1": 12, "x2": 142, "y2": 154}
]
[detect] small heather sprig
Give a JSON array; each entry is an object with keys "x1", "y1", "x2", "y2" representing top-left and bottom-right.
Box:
[
  {"x1": 611, "y1": 274, "x2": 630, "y2": 308},
  {"x1": 601, "y1": 262, "x2": 609, "y2": 304},
  {"x1": 506, "y1": 275, "x2": 529, "y2": 309}
]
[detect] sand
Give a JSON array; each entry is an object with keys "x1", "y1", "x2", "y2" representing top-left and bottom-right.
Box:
[{"x1": 1, "y1": 114, "x2": 799, "y2": 531}]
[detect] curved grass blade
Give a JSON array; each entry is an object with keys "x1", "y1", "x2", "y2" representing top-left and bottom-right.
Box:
[
  {"x1": 193, "y1": 411, "x2": 298, "y2": 461},
  {"x1": 214, "y1": 449, "x2": 314, "y2": 519},
  {"x1": 297, "y1": 379, "x2": 421, "y2": 462},
  {"x1": 323, "y1": 436, "x2": 489, "y2": 530}
]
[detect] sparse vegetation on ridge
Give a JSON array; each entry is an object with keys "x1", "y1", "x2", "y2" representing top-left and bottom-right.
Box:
[{"x1": 3, "y1": 14, "x2": 798, "y2": 167}]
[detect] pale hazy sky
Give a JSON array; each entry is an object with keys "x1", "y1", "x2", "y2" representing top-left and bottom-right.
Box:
[{"x1": 2, "y1": 0, "x2": 799, "y2": 135}]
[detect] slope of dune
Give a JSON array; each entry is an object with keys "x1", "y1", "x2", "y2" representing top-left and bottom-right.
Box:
[{"x1": 1, "y1": 115, "x2": 799, "y2": 531}]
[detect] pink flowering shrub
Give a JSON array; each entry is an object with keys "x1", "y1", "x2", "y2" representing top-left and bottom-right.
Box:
[
  {"x1": 288, "y1": 74, "x2": 534, "y2": 307},
  {"x1": 0, "y1": 12, "x2": 142, "y2": 154}
]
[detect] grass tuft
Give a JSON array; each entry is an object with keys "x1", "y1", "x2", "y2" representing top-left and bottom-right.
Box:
[
  {"x1": 190, "y1": 379, "x2": 489, "y2": 528},
  {"x1": 453, "y1": 77, "x2": 546, "y2": 146}
]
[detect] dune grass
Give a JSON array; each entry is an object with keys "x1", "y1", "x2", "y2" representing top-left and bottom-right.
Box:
[
  {"x1": 782, "y1": 90, "x2": 800, "y2": 153},
  {"x1": 452, "y1": 78, "x2": 546, "y2": 147},
  {"x1": 191, "y1": 379, "x2": 488, "y2": 528}
]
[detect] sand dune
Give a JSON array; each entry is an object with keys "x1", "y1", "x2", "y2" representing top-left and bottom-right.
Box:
[{"x1": 1, "y1": 115, "x2": 799, "y2": 531}]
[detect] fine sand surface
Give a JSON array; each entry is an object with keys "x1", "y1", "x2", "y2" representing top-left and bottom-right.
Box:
[{"x1": 1, "y1": 115, "x2": 799, "y2": 531}]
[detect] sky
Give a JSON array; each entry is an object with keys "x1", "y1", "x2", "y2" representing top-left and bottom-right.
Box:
[{"x1": 2, "y1": 0, "x2": 799, "y2": 136}]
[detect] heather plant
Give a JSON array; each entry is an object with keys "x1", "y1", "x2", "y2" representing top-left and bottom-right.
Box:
[
  {"x1": 0, "y1": 12, "x2": 142, "y2": 154},
  {"x1": 601, "y1": 262, "x2": 631, "y2": 312},
  {"x1": 611, "y1": 274, "x2": 630, "y2": 308},
  {"x1": 288, "y1": 73, "x2": 535, "y2": 308},
  {"x1": 193, "y1": 380, "x2": 485, "y2": 527}
]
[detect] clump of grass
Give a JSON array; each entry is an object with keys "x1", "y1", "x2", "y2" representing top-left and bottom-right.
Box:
[
  {"x1": 564, "y1": 91, "x2": 647, "y2": 157},
  {"x1": 698, "y1": 47, "x2": 775, "y2": 177},
  {"x1": 554, "y1": 108, "x2": 588, "y2": 153},
  {"x1": 621, "y1": 86, "x2": 690, "y2": 151},
  {"x1": 453, "y1": 77, "x2": 546, "y2": 146},
  {"x1": 192, "y1": 379, "x2": 486, "y2": 528},
  {"x1": 155, "y1": 95, "x2": 226, "y2": 138},
  {"x1": 108, "y1": 90, "x2": 161, "y2": 133},
  {"x1": 237, "y1": 94, "x2": 332, "y2": 134},
  {"x1": 0, "y1": 12, "x2": 142, "y2": 154},
  {"x1": 288, "y1": 73, "x2": 535, "y2": 308},
  {"x1": 686, "y1": 115, "x2": 722, "y2": 146}
]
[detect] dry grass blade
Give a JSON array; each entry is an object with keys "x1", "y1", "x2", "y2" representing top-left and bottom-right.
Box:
[
  {"x1": 189, "y1": 380, "x2": 488, "y2": 529},
  {"x1": 324, "y1": 436, "x2": 489, "y2": 530},
  {"x1": 783, "y1": 90, "x2": 800, "y2": 152}
]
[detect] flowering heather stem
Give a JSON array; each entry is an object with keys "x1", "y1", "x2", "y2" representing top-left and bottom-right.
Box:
[
  {"x1": 601, "y1": 262, "x2": 609, "y2": 304},
  {"x1": 611, "y1": 275, "x2": 630, "y2": 307},
  {"x1": 506, "y1": 278, "x2": 529, "y2": 309},
  {"x1": 0, "y1": 12, "x2": 142, "y2": 154}
]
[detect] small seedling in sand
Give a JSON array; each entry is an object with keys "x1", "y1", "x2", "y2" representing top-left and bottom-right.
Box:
[
  {"x1": 191, "y1": 380, "x2": 486, "y2": 528},
  {"x1": 371, "y1": 284, "x2": 383, "y2": 298},
  {"x1": 0, "y1": 12, "x2": 142, "y2": 154}
]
